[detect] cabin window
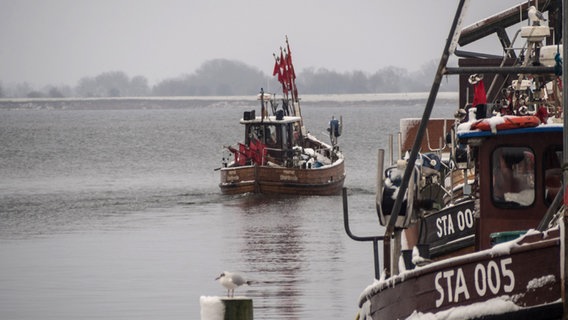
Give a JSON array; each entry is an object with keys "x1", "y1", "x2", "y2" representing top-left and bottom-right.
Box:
[
  {"x1": 264, "y1": 124, "x2": 278, "y2": 147},
  {"x1": 491, "y1": 147, "x2": 535, "y2": 207},
  {"x1": 543, "y1": 146, "x2": 562, "y2": 205},
  {"x1": 281, "y1": 125, "x2": 288, "y2": 148},
  {"x1": 292, "y1": 123, "x2": 301, "y2": 145},
  {"x1": 248, "y1": 124, "x2": 264, "y2": 143}
]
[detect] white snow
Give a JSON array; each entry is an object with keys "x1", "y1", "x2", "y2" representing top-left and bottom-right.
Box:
[
  {"x1": 405, "y1": 296, "x2": 521, "y2": 320},
  {"x1": 456, "y1": 122, "x2": 472, "y2": 132},
  {"x1": 200, "y1": 296, "x2": 225, "y2": 320},
  {"x1": 526, "y1": 275, "x2": 556, "y2": 291},
  {"x1": 490, "y1": 240, "x2": 517, "y2": 256},
  {"x1": 485, "y1": 116, "x2": 506, "y2": 133},
  {"x1": 411, "y1": 246, "x2": 431, "y2": 266}
]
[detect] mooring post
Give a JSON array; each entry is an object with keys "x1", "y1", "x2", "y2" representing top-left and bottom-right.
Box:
[
  {"x1": 200, "y1": 296, "x2": 253, "y2": 320},
  {"x1": 222, "y1": 298, "x2": 253, "y2": 320}
]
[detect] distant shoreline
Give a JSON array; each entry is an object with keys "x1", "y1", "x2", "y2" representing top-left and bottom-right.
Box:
[{"x1": 0, "y1": 92, "x2": 458, "y2": 110}]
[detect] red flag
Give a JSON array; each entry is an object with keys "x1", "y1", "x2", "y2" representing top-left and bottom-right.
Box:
[
  {"x1": 272, "y1": 56, "x2": 280, "y2": 76},
  {"x1": 287, "y1": 55, "x2": 296, "y2": 80},
  {"x1": 280, "y1": 50, "x2": 288, "y2": 95},
  {"x1": 280, "y1": 50, "x2": 288, "y2": 83},
  {"x1": 273, "y1": 55, "x2": 282, "y2": 83},
  {"x1": 285, "y1": 36, "x2": 298, "y2": 101},
  {"x1": 286, "y1": 38, "x2": 296, "y2": 80}
]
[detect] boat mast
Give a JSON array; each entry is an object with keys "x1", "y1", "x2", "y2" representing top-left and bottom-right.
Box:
[
  {"x1": 285, "y1": 36, "x2": 305, "y2": 134},
  {"x1": 382, "y1": 0, "x2": 470, "y2": 277}
]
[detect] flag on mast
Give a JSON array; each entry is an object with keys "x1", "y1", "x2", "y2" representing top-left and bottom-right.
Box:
[
  {"x1": 285, "y1": 36, "x2": 298, "y2": 101},
  {"x1": 280, "y1": 49, "x2": 288, "y2": 96},
  {"x1": 286, "y1": 36, "x2": 296, "y2": 80},
  {"x1": 273, "y1": 53, "x2": 282, "y2": 83}
]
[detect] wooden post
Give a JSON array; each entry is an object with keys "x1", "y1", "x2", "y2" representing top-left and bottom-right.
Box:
[
  {"x1": 200, "y1": 297, "x2": 253, "y2": 320},
  {"x1": 222, "y1": 298, "x2": 253, "y2": 320}
]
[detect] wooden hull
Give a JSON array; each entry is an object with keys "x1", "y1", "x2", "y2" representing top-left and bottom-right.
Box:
[
  {"x1": 219, "y1": 159, "x2": 345, "y2": 195},
  {"x1": 360, "y1": 231, "x2": 562, "y2": 319}
]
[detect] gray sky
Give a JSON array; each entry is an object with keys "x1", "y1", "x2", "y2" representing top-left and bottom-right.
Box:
[{"x1": 1, "y1": 0, "x2": 530, "y2": 87}]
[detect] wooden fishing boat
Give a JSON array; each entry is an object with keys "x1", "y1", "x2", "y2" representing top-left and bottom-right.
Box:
[
  {"x1": 343, "y1": 1, "x2": 568, "y2": 319},
  {"x1": 219, "y1": 38, "x2": 345, "y2": 195}
]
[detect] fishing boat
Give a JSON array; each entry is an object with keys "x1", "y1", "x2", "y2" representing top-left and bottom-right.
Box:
[
  {"x1": 219, "y1": 37, "x2": 345, "y2": 195},
  {"x1": 343, "y1": 1, "x2": 568, "y2": 319}
]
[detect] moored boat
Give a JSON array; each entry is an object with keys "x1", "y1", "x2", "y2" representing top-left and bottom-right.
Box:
[
  {"x1": 343, "y1": 1, "x2": 567, "y2": 319},
  {"x1": 219, "y1": 37, "x2": 345, "y2": 195}
]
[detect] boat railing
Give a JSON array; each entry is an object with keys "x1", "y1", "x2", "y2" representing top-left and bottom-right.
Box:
[{"x1": 342, "y1": 187, "x2": 384, "y2": 280}]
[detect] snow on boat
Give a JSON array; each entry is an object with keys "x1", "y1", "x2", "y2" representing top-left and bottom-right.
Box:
[{"x1": 343, "y1": 1, "x2": 567, "y2": 319}]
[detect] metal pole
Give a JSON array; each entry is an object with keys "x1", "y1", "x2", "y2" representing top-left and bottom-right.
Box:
[
  {"x1": 444, "y1": 66, "x2": 557, "y2": 74},
  {"x1": 342, "y1": 188, "x2": 383, "y2": 280},
  {"x1": 562, "y1": 0, "x2": 568, "y2": 204},
  {"x1": 376, "y1": 149, "x2": 385, "y2": 223},
  {"x1": 383, "y1": 0, "x2": 470, "y2": 277},
  {"x1": 561, "y1": 0, "x2": 568, "y2": 318}
]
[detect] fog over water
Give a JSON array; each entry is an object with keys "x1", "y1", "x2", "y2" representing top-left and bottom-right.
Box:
[{"x1": 1, "y1": 0, "x2": 528, "y2": 87}]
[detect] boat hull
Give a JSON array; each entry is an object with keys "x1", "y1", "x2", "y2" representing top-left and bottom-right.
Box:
[
  {"x1": 219, "y1": 159, "x2": 345, "y2": 195},
  {"x1": 360, "y1": 232, "x2": 562, "y2": 320}
]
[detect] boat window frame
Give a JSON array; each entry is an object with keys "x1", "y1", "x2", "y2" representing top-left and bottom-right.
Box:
[
  {"x1": 490, "y1": 145, "x2": 536, "y2": 208},
  {"x1": 281, "y1": 124, "x2": 289, "y2": 149},
  {"x1": 543, "y1": 145, "x2": 562, "y2": 206},
  {"x1": 246, "y1": 123, "x2": 265, "y2": 145},
  {"x1": 264, "y1": 124, "x2": 279, "y2": 148},
  {"x1": 292, "y1": 122, "x2": 301, "y2": 145}
]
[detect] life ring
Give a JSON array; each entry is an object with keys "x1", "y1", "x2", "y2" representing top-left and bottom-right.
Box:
[{"x1": 470, "y1": 115, "x2": 540, "y2": 132}]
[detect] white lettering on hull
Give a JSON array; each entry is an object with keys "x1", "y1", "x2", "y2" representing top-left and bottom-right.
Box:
[
  {"x1": 435, "y1": 258, "x2": 514, "y2": 307},
  {"x1": 280, "y1": 170, "x2": 298, "y2": 181},
  {"x1": 226, "y1": 171, "x2": 240, "y2": 182},
  {"x1": 436, "y1": 207, "x2": 474, "y2": 238}
]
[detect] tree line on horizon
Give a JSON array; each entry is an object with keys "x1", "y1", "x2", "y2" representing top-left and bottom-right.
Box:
[{"x1": 0, "y1": 58, "x2": 457, "y2": 99}]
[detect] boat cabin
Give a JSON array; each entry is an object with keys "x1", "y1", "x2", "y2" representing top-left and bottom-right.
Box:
[
  {"x1": 240, "y1": 112, "x2": 303, "y2": 166},
  {"x1": 458, "y1": 125, "x2": 563, "y2": 250}
]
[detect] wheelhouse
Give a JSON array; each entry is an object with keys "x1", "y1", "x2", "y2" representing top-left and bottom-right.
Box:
[
  {"x1": 458, "y1": 125, "x2": 563, "y2": 250},
  {"x1": 240, "y1": 115, "x2": 303, "y2": 166}
]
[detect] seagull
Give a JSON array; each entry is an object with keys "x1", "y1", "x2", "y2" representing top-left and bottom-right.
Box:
[
  {"x1": 528, "y1": 6, "x2": 547, "y2": 26},
  {"x1": 215, "y1": 271, "x2": 251, "y2": 297}
]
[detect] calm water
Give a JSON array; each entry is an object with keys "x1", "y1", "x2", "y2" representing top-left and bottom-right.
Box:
[{"x1": 0, "y1": 97, "x2": 454, "y2": 320}]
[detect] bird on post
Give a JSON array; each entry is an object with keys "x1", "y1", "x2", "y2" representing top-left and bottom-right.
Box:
[
  {"x1": 528, "y1": 6, "x2": 547, "y2": 26},
  {"x1": 215, "y1": 271, "x2": 251, "y2": 298}
]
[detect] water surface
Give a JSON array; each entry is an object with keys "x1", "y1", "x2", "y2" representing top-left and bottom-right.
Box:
[{"x1": 0, "y1": 98, "x2": 454, "y2": 319}]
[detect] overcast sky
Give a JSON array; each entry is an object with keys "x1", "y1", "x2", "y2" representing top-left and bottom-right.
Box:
[{"x1": 1, "y1": 0, "x2": 531, "y2": 87}]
